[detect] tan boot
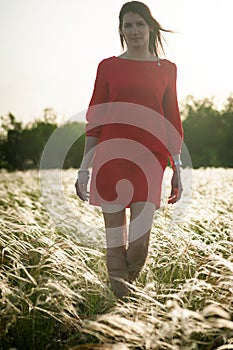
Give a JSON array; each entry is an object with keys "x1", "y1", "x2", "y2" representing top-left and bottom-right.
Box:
[{"x1": 106, "y1": 246, "x2": 129, "y2": 299}]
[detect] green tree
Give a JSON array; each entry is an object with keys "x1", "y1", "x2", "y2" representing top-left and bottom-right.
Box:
[
  {"x1": 0, "y1": 113, "x2": 23, "y2": 170},
  {"x1": 219, "y1": 95, "x2": 233, "y2": 167},
  {"x1": 182, "y1": 95, "x2": 232, "y2": 168}
]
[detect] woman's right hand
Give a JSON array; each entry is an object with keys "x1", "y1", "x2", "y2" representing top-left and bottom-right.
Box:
[
  {"x1": 168, "y1": 166, "x2": 183, "y2": 204},
  {"x1": 75, "y1": 170, "x2": 90, "y2": 201}
]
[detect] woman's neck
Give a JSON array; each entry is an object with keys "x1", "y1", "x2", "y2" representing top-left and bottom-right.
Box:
[{"x1": 125, "y1": 48, "x2": 154, "y2": 60}]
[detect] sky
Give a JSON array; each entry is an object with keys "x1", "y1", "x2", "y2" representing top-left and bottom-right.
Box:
[{"x1": 0, "y1": 0, "x2": 232, "y2": 124}]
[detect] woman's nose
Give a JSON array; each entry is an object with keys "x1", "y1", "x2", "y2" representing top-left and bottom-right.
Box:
[{"x1": 130, "y1": 26, "x2": 140, "y2": 34}]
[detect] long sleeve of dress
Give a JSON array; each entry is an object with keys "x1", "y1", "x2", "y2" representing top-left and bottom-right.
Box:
[
  {"x1": 162, "y1": 63, "x2": 183, "y2": 161},
  {"x1": 85, "y1": 61, "x2": 109, "y2": 138}
]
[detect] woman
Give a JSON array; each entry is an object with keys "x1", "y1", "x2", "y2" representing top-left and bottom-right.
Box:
[{"x1": 75, "y1": 1, "x2": 183, "y2": 299}]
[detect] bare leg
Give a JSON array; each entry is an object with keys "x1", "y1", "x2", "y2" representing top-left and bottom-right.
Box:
[
  {"x1": 126, "y1": 201, "x2": 155, "y2": 282},
  {"x1": 102, "y1": 205, "x2": 129, "y2": 299}
]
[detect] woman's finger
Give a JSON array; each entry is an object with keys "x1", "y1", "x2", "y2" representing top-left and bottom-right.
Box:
[
  {"x1": 168, "y1": 187, "x2": 178, "y2": 204},
  {"x1": 168, "y1": 186, "x2": 183, "y2": 204}
]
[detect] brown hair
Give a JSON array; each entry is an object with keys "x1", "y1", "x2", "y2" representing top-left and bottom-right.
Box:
[{"x1": 119, "y1": 1, "x2": 172, "y2": 56}]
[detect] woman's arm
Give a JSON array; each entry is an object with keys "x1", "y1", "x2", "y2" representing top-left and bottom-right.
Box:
[
  {"x1": 82, "y1": 60, "x2": 109, "y2": 168},
  {"x1": 79, "y1": 136, "x2": 98, "y2": 170},
  {"x1": 162, "y1": 62, "x2": 183, "y2": 203},
  {"x1": 75, "y1": 60, "x2": 108, "y2": 201},
  {"x1": 162, "y1": 62, "x2": 183, "y2": 168}
]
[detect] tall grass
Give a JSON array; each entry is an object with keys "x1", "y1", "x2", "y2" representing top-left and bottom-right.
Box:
[{"x1": 0, "y1": 168, "x2": 232, "y2": 349}]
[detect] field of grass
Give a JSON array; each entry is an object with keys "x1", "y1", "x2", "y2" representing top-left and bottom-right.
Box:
[{"x1": 0, "y1": 168, "x2": 233, "y2": 350}]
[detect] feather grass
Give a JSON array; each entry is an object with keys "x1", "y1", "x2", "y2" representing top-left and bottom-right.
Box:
[{"x1": 0, "y1": 168, "x2": 232, "y2": 349}]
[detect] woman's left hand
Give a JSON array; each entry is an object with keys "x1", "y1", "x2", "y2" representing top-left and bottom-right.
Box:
[
  {"x1": 168, "y1": 166, "x2": 183, "y2": 204},
  {"x1": 75, "y1": 171, "x2": 90, "y2": 201}
]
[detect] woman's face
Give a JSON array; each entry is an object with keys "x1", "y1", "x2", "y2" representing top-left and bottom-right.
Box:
[{"x1": 120, "y1": 12, "x2": 151, "y2": 50}]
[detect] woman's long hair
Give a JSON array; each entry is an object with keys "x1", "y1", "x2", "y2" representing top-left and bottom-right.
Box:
[{"x1": 119, "y1": 1, "x2": 172, "y2": 57}]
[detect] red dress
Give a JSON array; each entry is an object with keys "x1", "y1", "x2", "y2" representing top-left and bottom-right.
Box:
[{"x1": 85, "y1": 56, "x2": 183, "y2": 209}]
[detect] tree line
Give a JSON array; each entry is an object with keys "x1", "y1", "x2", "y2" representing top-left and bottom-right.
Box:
[
  {"x1": 0, "y1": 95, "x2": 232, "y2": 170},
  {"x1": 0, "y1": 109, "x2": 85, "y2": 171}
]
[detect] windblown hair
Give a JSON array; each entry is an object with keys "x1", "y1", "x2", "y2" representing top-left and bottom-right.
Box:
[{"x1": 119, "y1": 1, "x2": 172, "y2": 56}]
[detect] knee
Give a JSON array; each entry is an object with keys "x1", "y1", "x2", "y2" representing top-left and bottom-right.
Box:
[{"x1": 102, "y1": 211, "x2": 126, "y2": 229}]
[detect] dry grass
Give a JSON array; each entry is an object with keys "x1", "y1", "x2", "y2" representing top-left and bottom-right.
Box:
[{"x1": 0, "y1": 168, "x2": 233, "y2": 350}]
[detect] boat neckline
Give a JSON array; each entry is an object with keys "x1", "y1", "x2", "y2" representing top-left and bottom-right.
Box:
[{"x1": 113, "y1": 55, "x2": 164, "y2": 63}]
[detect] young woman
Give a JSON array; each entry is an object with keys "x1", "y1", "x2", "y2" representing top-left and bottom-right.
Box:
[{"x1": 75, "y1": 1, "x2": 183, "y2": 299}]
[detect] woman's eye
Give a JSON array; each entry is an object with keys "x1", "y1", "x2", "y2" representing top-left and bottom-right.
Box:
[{"x1": 123, "y1": 22, "x2": 145, "y2": 28}]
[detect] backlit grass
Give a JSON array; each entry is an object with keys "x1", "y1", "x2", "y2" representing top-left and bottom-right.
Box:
[{"x1": 0, "y1": 168, "x2": 232, "y2": 349}]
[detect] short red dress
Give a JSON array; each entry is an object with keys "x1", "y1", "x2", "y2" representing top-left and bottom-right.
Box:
[{"x1": 85, "y1": 56, "x2": 183, "y2": 209}]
